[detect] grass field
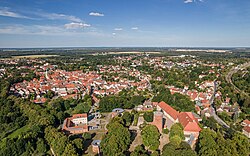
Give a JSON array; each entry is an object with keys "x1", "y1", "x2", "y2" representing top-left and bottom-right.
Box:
[{"x1": 12, "y1": 55, "x2": 58, "y2": 59}]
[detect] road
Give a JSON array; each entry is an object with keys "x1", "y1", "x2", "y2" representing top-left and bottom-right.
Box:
[
  {"x1": 225, "y1": 62, "x2": 250, "y2": 96},
  {"x1": 209, "y1": 62, "x2": 250, "y2": 129},
  {"x1": 209, "y1": 81, "x2": 230, "y2": 129}
]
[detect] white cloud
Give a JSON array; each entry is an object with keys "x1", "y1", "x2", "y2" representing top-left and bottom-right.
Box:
[
  {"x1": 0, "y1": 24, "x2": 65, "y2": 35},
  {"x1": 114, "y1": 28, "x2": 123, "y2": 31},
  {"x1": 64, "y1": 22, "x2": 91, "y2": 29},
  {"x1": 112, "y1": 32, "x2": 116, "y2": 35},
  {"x1": 0, "y1": 7, "x2": 83, "y2": 22},
  {"x1": 131, "y1": 27, "x2": 139, "y2": 30},
  {"x1": 0, "y1": 7, "x2": 32, "y2": 19},
  {"x1": 89, "y1": 12, "x2": 104, "y2": 17},
  {"x1": 184, "y1": 0, "x2": 204, "y2": 3},
  {"x1": 0, "y1": 24, "x2": 97, "y2": 36},
  {"x1": 184, "y1": 0, "x2": 193, "y2": 3},
  {"x1": 38, "y1": 12, "x2": 82, "y2": 22}
]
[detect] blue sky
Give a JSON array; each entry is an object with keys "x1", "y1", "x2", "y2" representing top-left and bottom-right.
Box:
[{"x1": 0, "y1": 0, "x2": 250, "y2": 48}]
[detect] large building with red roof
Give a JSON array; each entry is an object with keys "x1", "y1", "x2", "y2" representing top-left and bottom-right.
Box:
[
  {"x1": 154, "y1": 101, "x2": 201, "y2": 147},
  {"x1": 178, "y1": 112, "x2": 201, "y2": 147},
  {"x1": 156, "y1": 101, "x2": 179, "y2": 129},
  {"x1": 62, "y1": 114, "x2": 88, "y2": 134}
]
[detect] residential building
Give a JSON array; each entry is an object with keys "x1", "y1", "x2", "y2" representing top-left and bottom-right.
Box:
[{"x1": 242, "y1": 119, "x2": 250, "y2": 138}]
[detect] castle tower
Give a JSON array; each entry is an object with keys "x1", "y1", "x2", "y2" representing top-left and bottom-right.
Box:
[
  {"x1": 152, "y1": 111, "x2": 163, "y2": 132},
  {"x1": 92, "y1": 140, "x2": 101, "y2": 154}
]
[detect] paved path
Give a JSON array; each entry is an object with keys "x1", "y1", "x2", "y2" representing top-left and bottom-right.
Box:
[
  {"x1": 210, "y1": 107, "x2": 230, "y2": 128},
  {"x1": 50, "y1": 147, "x2": 56, "y2": 156}
]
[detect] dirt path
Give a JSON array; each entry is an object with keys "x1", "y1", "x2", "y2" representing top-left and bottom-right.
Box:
[
  {"x1": 159, "y1": 133, "x2": 169, "y2": 151},
  {"x1": 129, "y1": 130, "x2": 143, "y2": 152}
]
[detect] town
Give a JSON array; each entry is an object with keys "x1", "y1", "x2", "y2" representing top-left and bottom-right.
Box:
[{"x1": 0, "y1": 51, "x2": 249, "y2": 156}]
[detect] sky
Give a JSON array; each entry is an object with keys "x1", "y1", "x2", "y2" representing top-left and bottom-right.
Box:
[{"x1": 0, "y1": 0, "x2": 250, "y2": 48}]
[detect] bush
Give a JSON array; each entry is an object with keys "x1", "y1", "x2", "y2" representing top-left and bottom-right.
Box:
[
  {"x1": 82, "y1": 132, "x2": 91, "y2": 140},
  {"x1": 162, "y1": 128, "x2": 169, "y2": 134},
  {"x1": 133, "y1": 113, "x2": 139, "y2": 126},
  {"x1": 143, "y1": 112, "x2": 153, "y2": 122}
]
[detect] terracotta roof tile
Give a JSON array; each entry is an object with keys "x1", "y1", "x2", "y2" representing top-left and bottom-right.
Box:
[
  {"x1": 72, "y1": 113, "x2": 88, "y2": 118},
  {"x1": 243, "y1": 120, "x2": 250, "y2": 125},
  {"x1": 178, "y1": 112, "x2": 201, "y2": 132},
  {"x1": 158, "y1": 101, "x2": 179, "y2": 120},
  {"x1": 243, "y1": 126, "x2": 250, "y2": 133}
]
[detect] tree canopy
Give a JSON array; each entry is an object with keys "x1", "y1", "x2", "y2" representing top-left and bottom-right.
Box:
[
  {"x1": 101, "y1": 120, "x2": 131, "y2": 156},
  {"x1": 143, "y1": 112, "x2": 154, "y2": 122},
  {"x1": 141, "y1": 125, "x2": 160, "y2": 150},
  {"x1": 152, "y1": 87, "x2": 195, "y2": 112}
]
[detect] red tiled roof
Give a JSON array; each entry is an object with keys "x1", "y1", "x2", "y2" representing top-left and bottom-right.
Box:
[
  {"x1": 65, "y1": 84, "x2": 75, "y2": 89},
  {"x1": 184, "y1": 122, "x2": 201, "y2": 132},
  {"x1": 72, "y1": 113, "x2": 88, "y2": 118},
  {"x1": 243, "y1": 120, "x2": 250, "y2": 125},
  {"x1": 152, "y1": 102, "x2": 158, "y2": 106},
  {"x1": 62, "y1": 94, "x2": 77, "y2": 100},
  {"x1": 178, "y1": 112, "x2": 201, "y2": 132},
  {"x1": 243, "y1": 126, "x2": 250, "y2": 133},
  {"x1": 158, "y1": 101, "x2": 179, "y2": 120},
  {"x1": 33, "y1": 97, "x2": 47, "y2": 104}
]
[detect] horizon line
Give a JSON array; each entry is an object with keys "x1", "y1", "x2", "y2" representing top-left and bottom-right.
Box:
[{"x1": 1, "y1": 46, "x2": 250, "y2": 49}]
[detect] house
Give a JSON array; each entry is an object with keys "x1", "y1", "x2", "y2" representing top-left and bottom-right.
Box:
[
  {"x1": 134, "y1": 101, "x2": 154, "y2": 111},
  {"x1": 62, "y1": 114, "x2": 88, "y2": 134},
  {"x1": 242, "y1": 120, "x2": 250, "y2": 138},
  {"x1": 71, "y1": 114, "x2": 88, "y2": 125},
  {"x1": 33, "y1": 97, "x2": 47, "y2": 104},
  {"x1": 243, "y1": 126, "x2": 250, "y2": 138},
  {"x1": 241, "y1": 119, "x2": 250, "y2": 127}
]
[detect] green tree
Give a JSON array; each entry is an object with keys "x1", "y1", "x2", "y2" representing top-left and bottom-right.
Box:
[
  {"x1": 162, "y1": 141, "x2": 196, "y2": 156},
  {"x1": 162, "y1": 128, "x2": 169, "y2": 134},
  {"x1": 197, "y1": 128, "x2": 218, "y2": 156},
  {"x1": 82, "y1": 132, "x2": 92, "y2": 140},
  {"x1": 62, "y1": 144, "x2": 78, "y2": 156},
  {"x1": 169, "y1": 123, "x2": 184, "y2": 140},
  {"x1": 101, "y1": 122, "x2": 131, "y2": 156},
  {"x1": 125, "y1": 95, "x2": 145, "y2": 108},
  {"x1": 36, "y1": 138, "x2": 48, "y2": 154},
  {"x1": 143, "y1": 112, "x2": 154, "y2": 122},
  {"x1": 122, "y1": 112, "x2": 133, "y2": 126},
  {"x1": 162, "y1": 143, "x2": 176, "y2": 156},
  {"x1": 72, "y1": 138, "x2": 84, "y2": 155},
  {"x1": 130, "y1": 145, "x2": 149, "y2": 156},
  {"x1": 216, "y1": 132, "x2": 234, "y2": 156},
  {"x1": 141, "y1": 125, "x2": 160, "y2": 150},
  {"x1": 169, "y1": 135, "x2": 182, "y2": 147},
  {"x1": 231, "y1": 133, "x2": 250, "y2": 156}
]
